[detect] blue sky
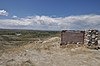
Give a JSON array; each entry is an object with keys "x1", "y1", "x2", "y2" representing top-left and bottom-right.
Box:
[
  {"x1": 0, "y1": 0, "x2": 100, "y2": 17},
  {"x1": 0, "y1": 0, "x2": 100, "y2": 30}
]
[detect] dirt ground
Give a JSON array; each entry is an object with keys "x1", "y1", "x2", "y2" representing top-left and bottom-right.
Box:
[{"x1": 0, "y1": 37, "x2": 100, "y2": 66}]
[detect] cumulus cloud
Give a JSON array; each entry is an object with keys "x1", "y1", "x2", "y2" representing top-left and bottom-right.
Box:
[
  {"x1": 0, "y1": 14, "x2": 100, "y2": 30},
  {"x1": 0, "y1": 10, "x2": 8, "y2": 16}
]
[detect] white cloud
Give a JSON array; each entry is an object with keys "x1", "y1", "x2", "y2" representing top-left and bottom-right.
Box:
[
  {"x1": 12, "y1": 15, "x2": 18, "y2": 18},
  {"x1": 0, "y1": 14, "x2": 100, "y2": 30},
  {"x1": 0, "y1": 10, "x2": 8, "y2": 16}
]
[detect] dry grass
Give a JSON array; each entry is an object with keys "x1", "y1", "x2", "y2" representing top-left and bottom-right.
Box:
[{"x1": 0, "y1": 29, "x2": 100, "y2": 66}]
